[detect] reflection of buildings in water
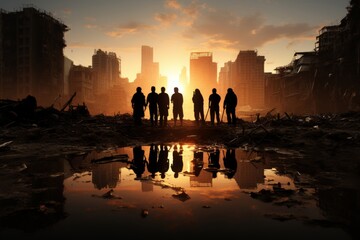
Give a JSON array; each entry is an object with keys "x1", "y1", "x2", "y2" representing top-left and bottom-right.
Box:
[
  {"x1": 234, "y1": 161, "x2": 264, "y2": 189},
  {"x1": 141, "y1": 181, "x2": 154, "y2": 192},
  {"x1": 190, "y1": 151, "x2": 212, "y2": 187},
  {"x1": 233, "y1": 149, "x2": 265, "y2": 189},
  {"x1": 92, "y1": 162, "x2": 125, "y2": 190},
  {"x1": 190, "y1": 171, "x2": 212, "y2": 187}
]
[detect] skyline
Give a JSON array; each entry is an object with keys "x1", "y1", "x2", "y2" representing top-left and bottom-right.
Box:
[{"x1": 1, "y1": 0, "x2": 350, "y2": 83}]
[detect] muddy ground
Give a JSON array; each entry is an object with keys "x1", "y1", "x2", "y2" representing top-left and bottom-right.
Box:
[{"x1": 0, "y1": 109, "x2": 359, "y2": 237}]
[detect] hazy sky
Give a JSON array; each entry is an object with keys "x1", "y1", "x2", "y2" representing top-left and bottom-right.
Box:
[{"x1": 2, "y1": 0, "x2": 350, "y2": 82}]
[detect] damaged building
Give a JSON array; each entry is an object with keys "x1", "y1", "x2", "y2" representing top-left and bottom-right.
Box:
[
  {"x1": 0, "y1": 6, "x2": 69, "y2": 107},
  {"x1": 266, "y1": 0, "x2": 360, "y2": 114}
]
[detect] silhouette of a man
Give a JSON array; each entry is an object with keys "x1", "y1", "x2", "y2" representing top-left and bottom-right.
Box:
[
  {"x1": 131, "y1": 87, "x2": 146, "y2": 126},
  {"x1": 208, "y1": 88, "x2": 221, "y2": 125},
  {"x1": 171, "y1": 87, "x2": 184, "y2": 126},
  {"x1": 146, "y1": 86, "x2": 159, "y2": 126},
  {"x1": 158, "y1": 87, "x2": 170, "y2": 127},
  {"x1": 223, "y1": 88, "x2": 237, "y2": 125}
]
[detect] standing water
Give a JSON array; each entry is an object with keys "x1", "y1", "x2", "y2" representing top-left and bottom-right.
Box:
[{"x1": 0, "y1": 144, "x2": 353, "y2": 239}]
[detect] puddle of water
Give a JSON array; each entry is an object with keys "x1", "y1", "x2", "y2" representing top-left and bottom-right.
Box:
[{"x1": 0, "y1": 144, "x2": 354, "y2": 239}]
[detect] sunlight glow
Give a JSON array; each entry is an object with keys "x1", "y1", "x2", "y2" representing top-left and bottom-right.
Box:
[{"x1": 166, "y1": 72, "x2": 185, "y2": 95}]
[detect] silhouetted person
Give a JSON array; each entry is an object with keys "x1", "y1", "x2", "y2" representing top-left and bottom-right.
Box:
[
  {"x1": 192, "y1": 89, "x2": 205, "y2": 126},
  {"x1": 223, "y1": 88, "x2": 237, "y2": 125},
  {"x1": 223, "y1": 149, "x2": 237, "y2": 179},
  {"x1": 131, "y1": 87, "x2": 146, "y2": 126},
  {"x1": 146, "y1": 86, "x2": 159, "y2": 126},
  {"x1": 171, "y1": 145, "x2": 183, "y2": 178},
  {"x1": 193, "y1": 151, "x2": 204, "y2": 177},
  {"x1": 147, "y1": 144, "x2": 159, "y2": 178},
  {"x1": 130, "y1": 146, "x2": 147, "y2": 179},
  {"x1": 209, "y1": 88, "x2": 221, "y2": 125},
  {"x1": 208, "y1": 148, "x2": 220, "y2": 178},
  {"x1": 158, "y1": 87, "x2": 170, "y2": 127},
  {"x1": 171, "y1": 87, "x2": 184, "y2": 126},
  {"x1": 158, "y1": 144, "x2": 169, "y2": 179}
]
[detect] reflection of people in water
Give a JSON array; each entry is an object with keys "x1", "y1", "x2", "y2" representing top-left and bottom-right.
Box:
[
  {"x1": 130, "y1": 146, "x2": 147, "y2": 179},
  {"x1": 147, "y1": 144, "x2": 158, "y2": 178},
  {"x1": 171, "y1": 144, "x2": 183, "y2": 178},
  {"x1": 223, "y1": 149, "x2": 237, "y2": 179},
  {"x1": 193, "y1": 151, "x2": 204, "y2": 177},
  {"x1": 158, "y1": 144, "x2": 169, "y2": 179},
  {"x1": 208, "y1": 148, "x2": 220, "y2": 178}
]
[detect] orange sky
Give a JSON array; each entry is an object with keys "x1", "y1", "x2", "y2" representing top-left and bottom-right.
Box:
[{"x1": 3, "y1": 0, "x2": 350, "y2": 82}]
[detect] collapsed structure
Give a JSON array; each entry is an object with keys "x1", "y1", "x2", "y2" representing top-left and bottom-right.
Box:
[{"x1": 266, "y1": 0, "x2": 360, "y2": 114}]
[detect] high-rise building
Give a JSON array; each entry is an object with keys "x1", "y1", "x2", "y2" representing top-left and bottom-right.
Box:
[
  {"x1": 218, "y1": 61, "x2": 235, "y2": 97},
  {"x1": 92, "y1": 49, "x2": 120, "y2": 94},
  {"x1": 137, "y1": 45, "x2": 159, "y2": 91},
  {"x1": 189, "y1": 52, "x2": 217, "y2": 97},
  {"x1": 233, "y1": 50, "x2": 265, "y2": 109},
  {"x1": 0, "y1": 7, "x2": 68, "y2": 106},
  {"x1": 141, "y1": 45, "x2": 153, "y2": 77}
]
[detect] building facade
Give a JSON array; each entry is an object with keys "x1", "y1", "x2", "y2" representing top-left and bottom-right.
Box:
[
  {"x1": 233, "y1": 50, "x2": 265, "y2": 109},
  {"x1": 135, "y1": 45, "x2": 159, "y2": 92},
  {"x1": 189, "y1": 52, "x2": 217, "y2": 98},
  {"x1": 0, "y1": 7, "x2": 68, "y2": 106}
]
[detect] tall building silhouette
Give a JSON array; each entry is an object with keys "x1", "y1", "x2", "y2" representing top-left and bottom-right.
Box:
[
  {"x1": 189, "y1": 52, "x2": 217, "y2": 98},
  {"x1": 218, "y1": 61, "x2": 235, "y2": 97},
  {"x1": 92, "y1": 49, "x2": 120, "y2": 94},
  {"x1": 233, "y1": 50, "x2": 265, "y2": 109},
  {"x1": 136, "y1": 45, "x2": 159, "y2": 91},
  {"x1": 92, "y1": 162, "x2": 124, "y2": 190},
  {"x1": 0, "y1": 7, "x2": 68, "y2": 106}
]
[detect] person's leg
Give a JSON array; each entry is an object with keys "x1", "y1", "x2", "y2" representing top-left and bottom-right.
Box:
[
  {"x1": 159, "y1": 114, "x2": 163, "y2": 126},
  {"x1": 226, "y1": 110, "x2": 231, "y2": 124},
  {"x1": 216, "y1": 110, "x2": 220, "y2": 124},
  {"x1": 149, "y1": 109, "x2": 154, "y2": 125},
  {"x1": 200, "y1": 109, "x2": 205, "y2": 123},
  {"x1": 194, "y1": 111, "x2": 199, "y2": 125},
  {"x1": 210, "y1": 110, "x2": 215, "y2": 125},
  {"x1": 194, "y1": 111, "x2": 199, "y2": 122},
  {"x1": 154, "y1": 108, "x2": 158, "y2": 126},
  {"x1": 232, "y1": 110, "x2": 237, "y2": 125},
  {"x1": 180, "y1": 110, "x2": 183, "y2": 126},
  {"x1": 174, "y1": 111, "x2": 177, "y2": 126}
]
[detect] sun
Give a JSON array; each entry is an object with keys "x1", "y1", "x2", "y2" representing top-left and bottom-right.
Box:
[{"x1": 166, "y1": 72, "x2": 186, "y2": 95}]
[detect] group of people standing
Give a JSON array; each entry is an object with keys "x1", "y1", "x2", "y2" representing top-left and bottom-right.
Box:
[{"x1": 131, "y1": 86, "x2": 238, "y2": 126}]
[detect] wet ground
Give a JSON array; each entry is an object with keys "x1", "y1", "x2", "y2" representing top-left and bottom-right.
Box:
[{"x1": 0, "y1": 112, "x2": 359, "y2": 239}]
